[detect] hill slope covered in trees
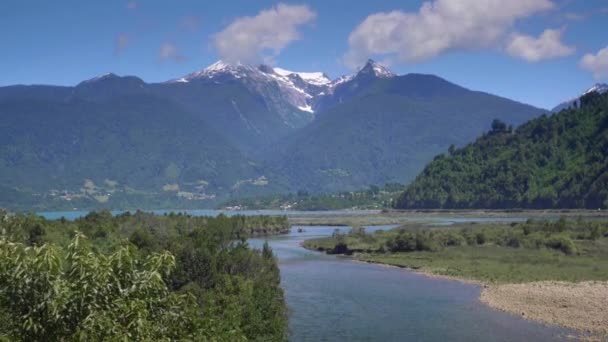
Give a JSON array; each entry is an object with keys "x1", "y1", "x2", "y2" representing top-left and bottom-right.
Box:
[{"x1": 395, "y1": 92, "x2": 608, "y2": 209}]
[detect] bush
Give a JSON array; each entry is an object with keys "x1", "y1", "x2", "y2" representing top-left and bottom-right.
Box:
[
  {"x1": 475, "y1": 232, "x2": 486, "y2": 245},
  {"x1": 506, "y1": 236, "x2": 521, "y2": 248},
  {"x1": 545, "y1": 235, "x2": 577, "y2": 255},
  {"x1": 0, "y1": 233, "x2": 201, "y2": 340},
  {"x1": 445, "y1": 233, "x2": 466, "y2": 247},
  {"x1": 330, "y1": 242, "x2": 350, "y2": 255}
]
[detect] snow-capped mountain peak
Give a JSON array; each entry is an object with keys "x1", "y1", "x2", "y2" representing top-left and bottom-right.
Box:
[
  {"x1": 357, "y1": 59, "x2": 395, "y2": 78},
  {"x1": 583, "y1": 83, "x2": 608, "y2": 96},
  {"x1": 205, "y1": 60, "x2": 232, "y2": 72},
  {"x1": 165, "y1": 58, "x2": 400, "y2": 116},
  {"x1": 172, "y1": 60, "x2": 257, "y2": 82}
]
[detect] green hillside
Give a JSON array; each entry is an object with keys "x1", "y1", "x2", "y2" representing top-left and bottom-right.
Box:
[
  {"x1": 395, "y1": 92, "x2": 608, "y2": 209},
  {"x1": 269, "y1": 74, "x2": 543, "y2": 192},
  {"x1": 0, "y1": 91, "x2": 281, "y2": 210}
]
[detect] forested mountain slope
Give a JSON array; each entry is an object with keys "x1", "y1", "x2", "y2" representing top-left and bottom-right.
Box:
[
  {"x1": 395, "y1": 92, "x2": 608, "y2": 209},
  {"x1": 268, "y1": 73, "x2": 544, "y2": 192}
]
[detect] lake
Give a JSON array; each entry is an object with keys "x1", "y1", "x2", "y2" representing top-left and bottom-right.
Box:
[{"x1": 36, "y1": 209, "x2": 378, "y2": 220}]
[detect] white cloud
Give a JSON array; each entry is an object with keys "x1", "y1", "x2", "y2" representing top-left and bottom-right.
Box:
[
  {"x1": 114, "y1": 33, "x2": 130, "y2": 55},
  {"x1": 344, "y1": 0, "x2": 554, "y2": 68},
  {"x1": 179, "y1": 15, "x2": 202, "y2": 31},
  {"x1": 580, "y1": 46, "x2": 608, "y2": 80},
  {"x1": 506, "y1": 28, "x2": 575, "y2": 62},
  {"x1": 159, "y1": 42, "x2": 185, "y2": 63},
  {"x1": 213, "y1": 3, "x2": 316, "y2": 64}
]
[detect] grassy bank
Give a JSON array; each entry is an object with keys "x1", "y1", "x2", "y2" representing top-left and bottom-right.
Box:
[
  {"x1": 302, "y1": 219, "x2": 608, "y2": 283},
  {"x1": 359, "y1": 244, "x2": 608, "y2": 283},
  {"x1": 288, "y1": 209, "x2": 608, "y2": 227}
]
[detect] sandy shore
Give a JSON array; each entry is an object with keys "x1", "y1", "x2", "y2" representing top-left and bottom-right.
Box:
[{"x1": 480, "y1": 281, "x2": 608, "y2": 339}]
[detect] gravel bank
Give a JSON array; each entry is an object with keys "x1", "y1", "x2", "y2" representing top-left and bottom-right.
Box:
[{"x1": 480, "y1": 281, "x2": 608, "y2": 338}]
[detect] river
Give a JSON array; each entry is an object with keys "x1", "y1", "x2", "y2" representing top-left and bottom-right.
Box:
[{"x1": 250, "y1": 225, "x2": 571, "y2": 341}]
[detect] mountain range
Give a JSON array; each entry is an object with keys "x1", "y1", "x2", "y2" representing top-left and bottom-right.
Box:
[{"x1": 0, "y1": 59, "x2": 546, "y2": 210}]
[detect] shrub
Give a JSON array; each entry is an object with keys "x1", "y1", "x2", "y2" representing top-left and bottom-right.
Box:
[
  {"x1": 506, "y1": 236, "x2": 521, "y2": 248},
  {"x1": 330, "y1": 242, "x2": 350, "y2": 255},
  {"x1": 475, "y1": 232, "x2": 486, "y2": 245},
  {"x1": 0, "y1": 233, "x2": 201, "y2": 340},
  {"x1": 445, "y1": 233, "x2": 466, "y2": 247},
  {"x1": 545, "y1": 235, "x2": 577, "y2": 255}
]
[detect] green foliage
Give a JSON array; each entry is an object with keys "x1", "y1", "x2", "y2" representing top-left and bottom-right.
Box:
[
  {"x1": 0, "y1": 211, "x2": 289, "y2": 341},
  {"x1": 306, "y1": 219, "x2": 608, "y2": 257},
  {"x1": 395, "y1": 92, "x2": 608, "y2": 209},
  {"x1": 0, "y1": 233, "x2": 200, "y2": 341}
]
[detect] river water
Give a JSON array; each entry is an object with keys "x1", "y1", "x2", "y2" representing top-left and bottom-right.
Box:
[{"x1": 250, "y1": 226, "x2": 571, "y2": 342}]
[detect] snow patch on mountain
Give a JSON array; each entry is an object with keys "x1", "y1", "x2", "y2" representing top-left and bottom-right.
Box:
[
  {"x1": 357, "y1": 59, "x2": 396, "y2": 78},
  {"x1": 273, "y1": 67, "x2": 331, "y2": 86},
  {"x1": 297, "y1": 104, "x2": 314, "y2": 113},
  {"x1": 553, "y1": 83, "x2": 608, "y2": 112},
  {"x1": 166, "y1": 59, "x2": 398, "y2": 115}
]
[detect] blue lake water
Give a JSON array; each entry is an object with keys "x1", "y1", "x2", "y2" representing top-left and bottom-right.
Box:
[
  {"x1": 250, "y1": 226, "x2": 571, "y2": 341},
  {"x1": 36, "y1": 209, "x2": 378, "y2": 220}
]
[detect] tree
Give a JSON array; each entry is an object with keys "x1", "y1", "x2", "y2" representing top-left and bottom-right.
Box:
[
  {"x1": 491, "y1": 119, "x2": 507, "y2": 133},
  {"x1": 0, "y1": 233, "x2": 202, "y2": 341},
  {"x1": 448, "y1": 144, "x2": 456, "y2": 155},
  {"x1": 368, "y1": 185, "x2": 380, "y2": 196}
]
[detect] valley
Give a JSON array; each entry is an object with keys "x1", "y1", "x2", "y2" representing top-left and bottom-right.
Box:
[
  {"x1": 3, "y1": 2, "x2": 608, "y2": 341},
  {"x1": 0, "y1": 59, "x2": 544, "y2": 210}
]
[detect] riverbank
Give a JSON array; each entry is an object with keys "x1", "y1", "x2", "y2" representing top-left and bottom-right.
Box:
[
  {"x1": 302, "y1": 219, "x2": 608, "y2": 338},
  {"x1": 481, "y1": 281, "x2": 608, "y2": 338},
  {"x1": 341, "y1": 254, "x2": 608, "y2": 339},
  {"x1": 288, "y1": 208, "x2": 608, "y2": 226}
]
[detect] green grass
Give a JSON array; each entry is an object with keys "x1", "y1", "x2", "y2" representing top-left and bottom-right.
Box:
[
  {"x1": 358, "y1": 244, "x2": 608, "y2": 283},
  {"x1": 303, "y1": 220, "x2": 608, "y2": 283}
]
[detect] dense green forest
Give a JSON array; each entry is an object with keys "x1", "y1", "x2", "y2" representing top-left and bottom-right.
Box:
[
  {"x1": 395, "y1": 91, "x2": 608, "y2": 209},
  {"x1": 220, "y1": 183, "x2": 406, "y2": 211},
  {"x1": 0, "y1": 210, "x2": 288, "y2": 341}
]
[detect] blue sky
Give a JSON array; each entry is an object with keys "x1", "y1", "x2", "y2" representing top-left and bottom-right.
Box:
[{"x1": 1, "y1": 0, "x2": 607, "y2": 109}]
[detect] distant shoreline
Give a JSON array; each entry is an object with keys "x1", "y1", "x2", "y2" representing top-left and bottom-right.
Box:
[{"x1": 287, "y1": 208, "x2": 608, "y2": 226}]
